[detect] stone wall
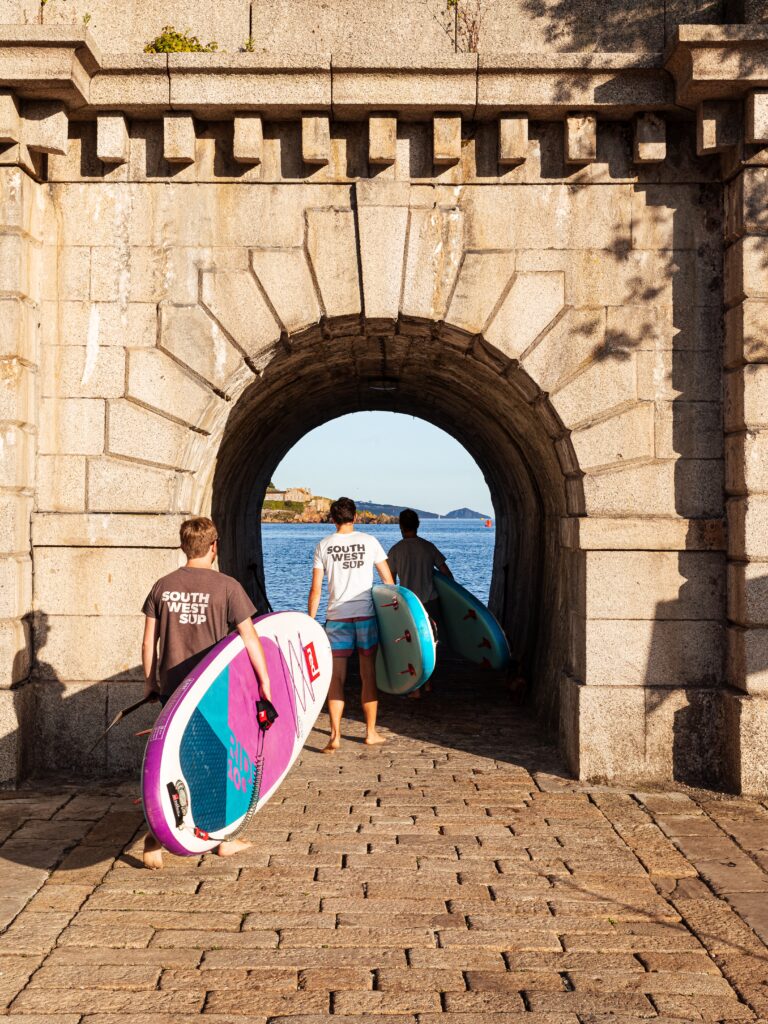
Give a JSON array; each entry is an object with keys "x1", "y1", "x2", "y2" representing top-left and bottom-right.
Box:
[
  {"x1": 0, "y1": 0, "x2": 742, "y2": 57},
  {"x1": 23, "y1": 110, "x2": 726, "y2": 787},
  {"x1": 0, "y1": 14, "x2": 766, "y2": 792},
  {"x1": 0, "y1": 165, "x2": 46, "y2": 782}
]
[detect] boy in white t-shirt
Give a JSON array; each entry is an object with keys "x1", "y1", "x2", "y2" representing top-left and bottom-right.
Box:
[{"x1": 308, "y1": 497, "x2": 394, "y2": 752}]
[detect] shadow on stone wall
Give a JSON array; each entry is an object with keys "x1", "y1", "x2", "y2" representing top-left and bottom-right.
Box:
[{"x1": 4, "y1": 612, "x2": 156, "y2": 789}]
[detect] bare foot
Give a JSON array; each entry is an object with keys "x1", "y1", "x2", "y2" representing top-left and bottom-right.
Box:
[
  {"x1": 215, "y1": 839, "x2": 252, "y2": 858},
  {"x1": 364, "y1": 731, "x2": 386, "y2": 746},
  {"x1": 143, "y1": 833, "x2": 163, "y2": 870},
  {"x1": 322, "y1": 736, "x2": 340, "y2": 754}
]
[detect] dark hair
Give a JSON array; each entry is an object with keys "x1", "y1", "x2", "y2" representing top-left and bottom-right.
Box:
[
  {"x1": 330, "y1": 497, "x2": 356, "y2": 525},
  {"x1": 399, "y1": 508, "x2": 419, "y2": 532},
  {"x1": 180, "y1": 516, "x2": 218, "y2": 558}
]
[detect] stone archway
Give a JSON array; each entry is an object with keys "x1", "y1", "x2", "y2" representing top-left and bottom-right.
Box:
[{"x1": 209, "y1": 315, "x2": 580, "y2": 730}]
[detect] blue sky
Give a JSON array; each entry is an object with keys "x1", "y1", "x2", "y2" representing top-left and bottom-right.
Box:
[{"x1": 272, "y1": 412, "x2": 493, "y2": 516}]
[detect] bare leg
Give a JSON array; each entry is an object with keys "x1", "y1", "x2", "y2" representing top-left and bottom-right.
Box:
[
  {"x1": 143, "y1": 832, "x2": 163, "y2": 870},
  {"x1": 324, "y1": 657, "x2": 347, "y2": 752},
  {"x1": 360, "y1": 652, "x2": 385, "y2": 745},
  {"x1": 216, "y1": 838, "x2": 252, "y2": 857}
]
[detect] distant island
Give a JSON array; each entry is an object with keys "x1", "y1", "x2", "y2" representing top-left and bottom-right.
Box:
[
  {"x1": 262, "y1": 486, "x2": 489, "y2": 524},
  {"x1": 356, "y1": 502, "x2": 489, "y2": 520}
]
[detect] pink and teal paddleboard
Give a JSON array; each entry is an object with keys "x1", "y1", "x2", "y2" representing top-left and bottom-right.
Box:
[{"x1": 142, "y1": 611, "x2": 332, "y2": 856}]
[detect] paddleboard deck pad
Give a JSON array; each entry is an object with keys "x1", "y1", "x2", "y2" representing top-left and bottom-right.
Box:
[
  {"x1": 142, "y1": 611, "x2": 332, "y2": 856},
  {"x1": 433, "y1": 572, "x2": 511, "y2": 670},
  {"x1": 373, "y1": 583, "x2": 436, "y2": 695}
]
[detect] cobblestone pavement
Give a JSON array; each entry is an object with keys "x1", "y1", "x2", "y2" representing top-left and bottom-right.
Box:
[{"x1": 2, "y1": 668, "x2": 768, "y2": 1023}]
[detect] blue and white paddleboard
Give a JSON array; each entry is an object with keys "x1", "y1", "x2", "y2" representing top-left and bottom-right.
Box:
[
  {"x1": 433, "y1": 572, "x2": 510, "y2": 670},
  {"x1": 372, "y1": 584, "x2": 436, "y2": 695}
]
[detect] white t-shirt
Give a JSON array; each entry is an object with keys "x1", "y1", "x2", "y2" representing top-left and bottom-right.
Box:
[{"x1": 313, "y1": 530, "x2": 387, "y2": 620}]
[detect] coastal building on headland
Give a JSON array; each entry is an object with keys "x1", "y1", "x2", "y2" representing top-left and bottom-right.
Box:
[
  {"x1": 262, "y1": 487, "x2": 333, "y2": 521},
  {"x1": 3, "y1": 0, "x2": 768, "y2": 796}
]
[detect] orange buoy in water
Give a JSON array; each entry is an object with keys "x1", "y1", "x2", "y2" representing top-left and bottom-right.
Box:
[{"x1": 485, "y1": 519, "x2": 492, "y2": 528}]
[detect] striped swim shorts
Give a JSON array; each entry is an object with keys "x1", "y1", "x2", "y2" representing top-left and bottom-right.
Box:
[{"x1": 325, "y1": 616, "x2": 379, "y2": 659}]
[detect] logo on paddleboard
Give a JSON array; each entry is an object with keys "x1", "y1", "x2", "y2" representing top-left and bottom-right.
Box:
[{"x1": 303, "y1": 642, "x2": 320, "y2": 682}]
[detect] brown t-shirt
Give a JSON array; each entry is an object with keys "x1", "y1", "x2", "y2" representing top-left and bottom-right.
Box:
[{"x1": 142, "y1": 566, "x2": 256, "y2": 696}]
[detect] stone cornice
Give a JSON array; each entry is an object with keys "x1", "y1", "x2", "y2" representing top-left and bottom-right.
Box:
[
  {"x1": 666, "y1": 26, "x2": 768, "y2": 108},
  {"x1": 0, "y1": 27, "x2": 678, "y2": 119},
  {"x1": 4, "y1": 25, "x2": 768, "y2": 119}
]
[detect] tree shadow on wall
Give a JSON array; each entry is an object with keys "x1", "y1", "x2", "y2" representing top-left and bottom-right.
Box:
[{"x1": 518, "y1": 0, "x2": 723, "y2": 53}]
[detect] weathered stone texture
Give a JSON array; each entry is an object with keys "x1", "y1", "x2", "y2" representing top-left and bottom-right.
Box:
[{"x1": 96, "y1": 115, "x2": 129, "y2": 165}]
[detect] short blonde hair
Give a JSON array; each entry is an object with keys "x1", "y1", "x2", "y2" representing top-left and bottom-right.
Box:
[{"x1": 180, "y1": 517, "x2": 218, "y2": 558}]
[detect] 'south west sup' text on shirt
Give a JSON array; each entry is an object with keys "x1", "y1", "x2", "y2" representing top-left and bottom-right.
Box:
[
  {"x1": 313, "y1": 530, "x2": 388, "y2": 620},
  {"x1": 142, "y1": 566, "x2": 256, "y2": 696}
]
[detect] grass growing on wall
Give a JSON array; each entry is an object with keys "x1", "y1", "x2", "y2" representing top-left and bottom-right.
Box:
[{"x1": 144, "y1": 26, "x2": 218, "y2": 53}]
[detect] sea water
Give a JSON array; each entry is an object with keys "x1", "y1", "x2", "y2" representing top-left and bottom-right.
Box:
[{"x1": 262, "y1": 520, "x2": 495, "y2": 620}]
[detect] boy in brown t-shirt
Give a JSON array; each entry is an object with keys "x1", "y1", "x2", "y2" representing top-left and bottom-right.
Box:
[{"x1": 141, "y1": 516, "x2": 272, "y2": 869}]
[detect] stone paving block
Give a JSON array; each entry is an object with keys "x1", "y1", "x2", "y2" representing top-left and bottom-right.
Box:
[
  {"x1": 692, "y1": 856, "x2": 768, "y2": 895},
  {"x1": 465, "y1": 969, "x2": 567, "y2": 992},
  {"x1": 57, "y1": 923, "x2": 154, "y2": 949},
  {"x1": 206, "y1": 990, "x2": 328, "y2": 1015},
  {"x1": 45, "y1": 947, "x2": 200, "y2": 967},
  {"x1": 567, "y1": 970, "x2": 734, "y2": 995},
  {"x1": 0, "y1": 912, "x2": 71, "y2": 955},
  {"x1": 11, "y1": 989, "x2": 204, "y2": 1013},
  {"x1": 441, "y1": 929, "x2": 562, "y2": 952},
  {"x1": 375, "y1": 967, "x2": 466, "y2": 991},
  {"x1": 0, "y1": 1017, "x2": 80, "y2": 1024},
  {"x1": 297, "y1": 967, "x2": 372, "y2": 990},
  {"x1": 638, "y1": 950, "x2": 722, "y2": 974},
  {"x1": 27, "y1": 963, "x2": 160, "y2": 990},
  {"x1": 525, "y1": 991, "x2": 657, "y2": 1014},
  {"x1": 24, "y1": 884, "x2": 92, "y2": 914},
  {"x1": 561, "y1": 930, "x2": 702, "y2": 953},
  {"x1": 202, "y1": 947, "x2": 407, "y2": 970},
  {"x1": 651, "y1": 993, "x2": 755, "y2": 1019},
  {"x1": 150, "y1": 929, "x2": 278, "y2": 949},
  {"x1": 440, "y1": 990, "x2": 528, "y2": 1012},
  {"x1": 420, "y1": 1018, "x2": 577, "y2": 1024},
  {"x1": 161, "y1": 966, "x2": 297, "y2": 991},
  {"x1": 333, "y1": 990, "x2": 442, "y2": 1014},
  {"x1": 406, "y1": 948, "x2": 506, "y2": 969}
]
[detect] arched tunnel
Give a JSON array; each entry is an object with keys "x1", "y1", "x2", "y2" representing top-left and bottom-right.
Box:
[{"x1": 211, "y1": 317, "x2": 582, "y2": 728}]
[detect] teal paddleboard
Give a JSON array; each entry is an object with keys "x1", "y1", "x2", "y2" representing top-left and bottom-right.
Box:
[
  {"x1": 372, "y1": 584, "x2": 436, "y2": 695},
  {"x1": 433, "y1": 572, "x2": 511, "y2": 670}
]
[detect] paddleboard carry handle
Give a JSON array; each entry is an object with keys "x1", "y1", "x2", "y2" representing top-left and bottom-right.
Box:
[{"x1": 256, "y1": 698, "x2": 278, "y2": 732}]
